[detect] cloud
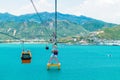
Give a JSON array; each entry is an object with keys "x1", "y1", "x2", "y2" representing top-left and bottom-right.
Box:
[
  {"x1": 11, "y1": 0, "x2": 54, "y2": 15},
  {"x1": 68, "y1": 0, "x2": 120, "y2": 24},
  {"x1": 2, "y1": 0, "x2": 120, "y2": 24},
  {"x1": 34, "y1": 0, "x2": 54, "y2": 12}
]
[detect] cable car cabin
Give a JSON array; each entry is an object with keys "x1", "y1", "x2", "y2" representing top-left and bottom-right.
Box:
[{"x1": 21, "y1": 51, "x2": 32, "y2": 63}]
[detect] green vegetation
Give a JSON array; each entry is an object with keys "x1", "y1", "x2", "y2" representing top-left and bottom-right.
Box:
[
  {"x1": 98, "y1": 25, "x2": 120, "y2": 40},
  {"x1": 0, "y1": 12, "x2": 118, "y2": 42},
  {"x1": 0, "y1": 20, "x2": 88, "y2": 40}
]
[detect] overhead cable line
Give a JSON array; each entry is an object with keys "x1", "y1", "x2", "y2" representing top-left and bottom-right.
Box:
[
  {"x1": 30, "y1": 0, "x2": 52, "y2": 38},
  {"x1": 0, "y1": 31, "x2": 21, "y2": 41},
  {"x1": 30, "y1": 0, "x2": 42, "y2": 22}
]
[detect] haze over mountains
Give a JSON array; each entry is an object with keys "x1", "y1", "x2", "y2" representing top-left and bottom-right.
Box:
[{"x1": 0, "y1": 12, "x2": 118, "y2": 40}]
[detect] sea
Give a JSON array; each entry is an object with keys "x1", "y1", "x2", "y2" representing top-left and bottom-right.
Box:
[{"x1": 0, "y1": 43, "x2": 120, "y2": 80}]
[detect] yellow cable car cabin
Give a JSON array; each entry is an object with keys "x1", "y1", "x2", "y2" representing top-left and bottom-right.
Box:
[
  {"x1": 47, "y1": 63, "x2": 61, "y2": 70},
  {"x1": 21, "y1": 50, "x2": 32, "y2": 63}
]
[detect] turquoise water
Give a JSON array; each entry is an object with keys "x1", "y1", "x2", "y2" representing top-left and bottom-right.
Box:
[{"x1": 0, "y1": 44, "x2": 120, "y2": 80}]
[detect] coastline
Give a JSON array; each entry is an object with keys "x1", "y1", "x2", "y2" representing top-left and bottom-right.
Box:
[{"x1": 0, "y1": 40, "x2": 120, "y2": 46}]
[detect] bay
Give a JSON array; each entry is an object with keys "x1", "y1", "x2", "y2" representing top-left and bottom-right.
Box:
[{"x1": 0, "y1": 44, "x2": 120, "y2": 80}]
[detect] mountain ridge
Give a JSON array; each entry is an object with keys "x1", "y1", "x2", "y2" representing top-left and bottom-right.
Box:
[{"x1": 0, "y1": 12, "x2": 117, "y2": 41}]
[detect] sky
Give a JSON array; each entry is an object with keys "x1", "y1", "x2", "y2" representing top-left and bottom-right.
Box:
[{"x1": 0, "y1": 0, "x2": 120, "y2": 24}]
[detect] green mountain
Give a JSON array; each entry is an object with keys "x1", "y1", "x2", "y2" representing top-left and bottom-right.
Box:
[
  {"x1": 18, "y1": 12, "x2": 117, "y2": 31},
  {"x1": 97, "y1": 25, "x2": 120, "y2": 40},
  {"x1": 0, "y1": 12, "x2": 117, "y2": 41},
  {"x1": 0, "y1": 20, "x2": 87, "y2": 40}
]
